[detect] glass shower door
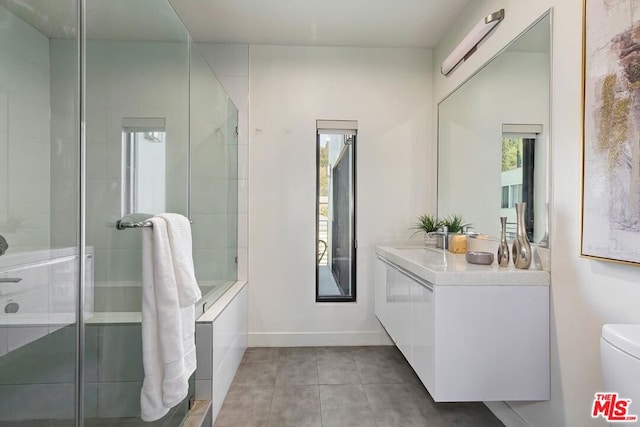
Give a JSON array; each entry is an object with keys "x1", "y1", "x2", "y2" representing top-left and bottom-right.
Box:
[
  {"x1": 0, "y1": 0, "x2": 80, "y2": 425},
  {"x1": 83, "y1": 0, "x2": 192, "y2": 425},
  {"x1": 189, "y1": 42, "x2": 238, "y2": 310}
]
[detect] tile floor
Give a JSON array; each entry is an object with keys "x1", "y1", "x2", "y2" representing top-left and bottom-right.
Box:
[{"x1": 214, "y1": 346, "x2": 505, "y2": 427}]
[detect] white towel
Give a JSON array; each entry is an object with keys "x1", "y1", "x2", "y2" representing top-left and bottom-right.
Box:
[
  {"x1": 157, "y1": 213, "x2": 202, "y2": 307},
  {"x1": 140, "y1": 217, "x2": 197, "y2": 422}
]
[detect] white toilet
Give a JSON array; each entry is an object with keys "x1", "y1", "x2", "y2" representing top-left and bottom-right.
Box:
[{"x1": 601, "y1": 324, "x2": 640, "y2": 404}]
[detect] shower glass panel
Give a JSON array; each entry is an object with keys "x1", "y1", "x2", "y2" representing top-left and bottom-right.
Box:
[
  {"x1": 84, "y1": 0, "x2": 191, "y2": 425},
  {"x1": 0, "y1": 1, "x2": 238, "y2": 425},
  {"x1": 0, "y1": 0, "x2": 80, "y2": 425},
  {"x1": 189, "y1": 42, "x2": 238, "y2": 312}
]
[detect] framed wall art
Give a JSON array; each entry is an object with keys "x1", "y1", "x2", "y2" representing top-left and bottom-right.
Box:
[{"x1": 582, "y1": 0, "x2": 640, "y2": 265}]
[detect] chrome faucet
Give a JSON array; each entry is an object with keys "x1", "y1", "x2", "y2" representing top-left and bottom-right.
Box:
[
  {"x1": 429, "y1": 225, "x2": 449, "y2": 250},
  {"x1": 0, "y1": 235, "x2": 7, "y2": 256}
]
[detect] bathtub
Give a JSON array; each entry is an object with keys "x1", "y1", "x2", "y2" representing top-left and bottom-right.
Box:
[
  {"x1": 83, "y1": 279, "x2": 247, "y2": 421},
  {"x1": 79, "y1": 279, "x2": 245, "y2": 420},
  {"x1": 0, "y1": 247, "x2": 93, "y2": 357},
  {"x1": 0, "y1": 246, "x2": 237, "y2": 352},
  {"x1": 90, "y1": 280, "x2": 237, "y2": 323},
  {"x1": 0, "y1": 247, "x2": 246, "y2": 422}
]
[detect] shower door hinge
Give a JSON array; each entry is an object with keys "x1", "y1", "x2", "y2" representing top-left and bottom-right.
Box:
[
  {"x1": 235, "y1": 126, "x2": 239, "y2": 136},
  {"x1": 188, "y1": 395, "x2": 195, "y2": 410},
  {"x1": 354, "y1": 240, "x2": 358, "y2": 249},
  {"x1": 235, "y1": 256, "x2": 238, "y2": 264}
]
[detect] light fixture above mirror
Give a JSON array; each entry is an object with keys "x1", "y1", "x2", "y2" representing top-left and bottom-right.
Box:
[{"x1": 441, "y1": 9, "x2": 505, "y2": 76}]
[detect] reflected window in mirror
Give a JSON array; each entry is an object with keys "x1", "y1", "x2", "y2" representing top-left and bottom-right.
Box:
[
  {"x1": 501, "y1": 125, "x2": 542, "y2": 242},
  {"x1": 121, "y1": 117, "x2": 167, "y2": 216}
]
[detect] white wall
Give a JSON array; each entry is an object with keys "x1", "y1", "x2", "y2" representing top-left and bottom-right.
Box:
[
  {"x1": 248, "y1": 46, "x2": 432, "y2": 346},
  {"x1": 433, "y1": 1, "x2": 638, "y2": 426},
  {"x1": 0, "y1": 5, "x2": 51, "y2": 253}
]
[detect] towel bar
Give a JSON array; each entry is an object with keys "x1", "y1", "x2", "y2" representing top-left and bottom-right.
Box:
[{"x1": 116, "y1": 214, "x2": 193, "y2": 230}]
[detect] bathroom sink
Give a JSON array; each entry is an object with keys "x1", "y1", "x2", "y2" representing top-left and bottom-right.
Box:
[{"x1": 387, "y1": 247, "x2": 449, "y2": 267}]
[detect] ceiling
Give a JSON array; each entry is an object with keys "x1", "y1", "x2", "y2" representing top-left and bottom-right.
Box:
[
  {"x1": 0, "y1": 0, "x2": 189, "y2": 41},
  {"x1": 0, "y1": 0, "x2": 471, "y2": 47},
  {"x1": 168, "y1": 0, "x2": 471, "y2": 48}
]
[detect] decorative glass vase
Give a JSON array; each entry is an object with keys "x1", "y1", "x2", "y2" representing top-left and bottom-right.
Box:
[
  {"x1": 497, "y1": 216, "x2": 509, "y2": 267},
  {"x1": 512, "y1": 202, "x2": 532, "y2": 269}
]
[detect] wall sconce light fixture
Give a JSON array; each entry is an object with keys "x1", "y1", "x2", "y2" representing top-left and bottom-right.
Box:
[{"x1": 441, "y1": 9, "x2": 505, "y2": 76}]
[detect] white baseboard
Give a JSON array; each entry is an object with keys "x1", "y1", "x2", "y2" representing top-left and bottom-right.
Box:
[
  {"x1": 484, "y1": 402, "x2": 530, "y2": 427},
  {"x1": 247, "y1": 330, "x2": 393, "y2": 347}
]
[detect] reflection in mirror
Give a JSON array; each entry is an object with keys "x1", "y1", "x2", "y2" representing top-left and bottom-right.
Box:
[
  {"x1": 500, "y1": 124, "x2": 544, "y2": 242},
  {"x1": 438, "y1": 12, "x2": 550, "y2": 246},
  {"x1": 121, "y1": 118, "x2": 166, "y2": 215}
]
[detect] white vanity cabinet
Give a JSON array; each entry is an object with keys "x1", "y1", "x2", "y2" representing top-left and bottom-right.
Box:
[
  {"x1": 375, "y1": 247, "x2": 550, "y2": 402},
  {"x1": 376, "y1": 257, "x2": 435, "y2": 390}
]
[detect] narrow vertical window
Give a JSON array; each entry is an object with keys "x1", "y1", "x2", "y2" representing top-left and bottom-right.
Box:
[{"x1": 316, "y1": 120, "x2": 357, "y2": 302}]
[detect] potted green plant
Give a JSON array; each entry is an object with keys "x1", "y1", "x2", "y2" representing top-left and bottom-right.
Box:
[
  {"x1": 411, "y1": 213, "x2": 441, "y2": 246},
  {"x1": 440, "y1": 214, "x2": 471, "y2": 234}
]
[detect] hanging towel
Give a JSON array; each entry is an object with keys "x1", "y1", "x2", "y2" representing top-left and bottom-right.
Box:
[
  {"x1": 140, "y1": 217, "x2": 197, "y2": 422},
  {"x1": 156, "y1": 213, "x2": 202, "y2": 307}
]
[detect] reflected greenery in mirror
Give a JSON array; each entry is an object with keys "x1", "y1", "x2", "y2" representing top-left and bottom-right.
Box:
[{"x1": 437, "y1": 12, "x2": 551, "y2": 246}]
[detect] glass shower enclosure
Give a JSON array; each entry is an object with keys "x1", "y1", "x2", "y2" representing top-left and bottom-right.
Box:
[{"x1": 0, "y1": 0, "x2": 238, "y2": 426}]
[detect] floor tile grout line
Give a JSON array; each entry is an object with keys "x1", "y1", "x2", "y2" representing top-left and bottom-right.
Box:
[{"x1": 264, "y1": 369, "x2": 277, "y2": 427}]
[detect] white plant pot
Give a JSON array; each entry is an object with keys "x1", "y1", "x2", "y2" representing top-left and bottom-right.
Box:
[{"x1": 424, "y1": 234, "x2": 439, "y2": 247}]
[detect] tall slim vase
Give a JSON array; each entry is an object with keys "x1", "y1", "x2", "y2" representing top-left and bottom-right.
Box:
[
  {"x1": 512, "y1": 202, "x2": 532, "y2": 269},
  {"x1": 497, "y1": 216, "x2": 509, "y2": 267}
]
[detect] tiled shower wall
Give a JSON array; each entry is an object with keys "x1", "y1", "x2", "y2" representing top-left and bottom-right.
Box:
[
  {"x1": 197, "y1": 43, "x2": 249, "y2": 281},
  {"x1": 190, "y1": 45, "x2": 237, "y2": 284},
  {"x1": 0, "y1": 4, "x2": 51, "y2": 253},
  {"x1": 50, "y1": 40, "x2": 239, "y2": 290},
  {"x1": 50, "y1": 39, "x2": 190, "y2": 285}
]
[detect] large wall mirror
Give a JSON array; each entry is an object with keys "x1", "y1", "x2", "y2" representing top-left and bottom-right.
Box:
[{"x1": 438, "y1": 11, "x2": 551, "y2": 246}]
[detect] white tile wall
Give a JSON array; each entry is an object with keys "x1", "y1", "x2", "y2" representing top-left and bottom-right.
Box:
[
  {"x1": 197, "y1": 43, "x2": 250, "y2": 280},
  {"x1": 49, "y1": 37, "x2": 245, "y2": 294},
  {"x1": 0, "y1": 4, "x2": 51, "y2": 252},
  {"x1": 238, "y1": 214, "x2": 248, "y2": 250},
  {"x1": 50, "y1": 40, "x2": 190, "y2": 294}
]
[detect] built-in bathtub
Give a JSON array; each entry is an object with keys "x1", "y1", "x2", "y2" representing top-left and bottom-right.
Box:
[
  {"x1": 0, "y1": 248, "x2": 247, "y2": 424},
  {"x1": 91, "y1": 280, "x2": 237, "y2": 321},
  {"x1": 0, "y1": 247, "x2": 93, "y2": 358},
  {"x1": 80, "y1": 280, "x2": 245, "y2": 422}
]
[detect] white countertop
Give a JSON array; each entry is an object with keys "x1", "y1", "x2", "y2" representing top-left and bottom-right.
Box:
[{"x1": 376, "y1": 246, "x2": 550, "y2": 286}]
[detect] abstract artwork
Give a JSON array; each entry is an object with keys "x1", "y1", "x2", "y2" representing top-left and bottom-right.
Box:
[{"x1": 582, "y1": 0, "x2": 640, "y2": 264}]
